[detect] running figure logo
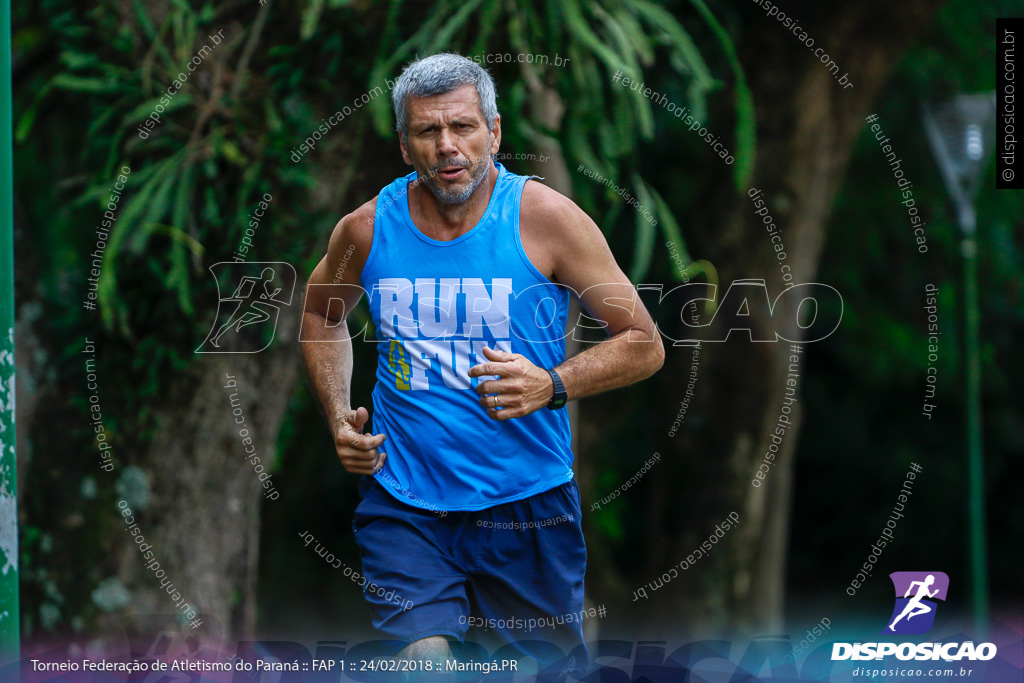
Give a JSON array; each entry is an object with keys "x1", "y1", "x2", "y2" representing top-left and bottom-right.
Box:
[
  {"x1": 197, "y1": 262, "x2": 296, "y2": 353},
  {"x1": 883, "y1": 571, "x2": 950, "y2": 635}
]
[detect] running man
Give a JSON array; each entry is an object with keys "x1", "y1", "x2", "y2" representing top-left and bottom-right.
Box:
[
  {"x1": 889, "y1": 574, "x2": 940, "y2": 631},
  {"x1": 300, "y1": 53, "x2": 664, "y2": 668},
  {"x1": 210, "y1": 267, "x2": 283, "y2": 347}
]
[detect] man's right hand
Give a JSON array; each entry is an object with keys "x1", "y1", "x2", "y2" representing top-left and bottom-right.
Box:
[{"x1": 334, "y1": 406, "x2": 387, "y2": 475}]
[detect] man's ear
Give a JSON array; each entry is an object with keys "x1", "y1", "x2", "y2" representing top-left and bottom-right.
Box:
[
  {"x1": 489, "y1": 114, "x2": 502, "y2": 155},
  {"x1": 399, "y1": 133, "x2": 413, "y2": 166}
]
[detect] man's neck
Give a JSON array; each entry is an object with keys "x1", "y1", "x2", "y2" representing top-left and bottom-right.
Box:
[{"x1": 409, "y1": 163, "x2": 498, "y2": 240}]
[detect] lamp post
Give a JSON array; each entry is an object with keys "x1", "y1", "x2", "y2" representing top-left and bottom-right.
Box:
[
  {"x1": 0, "y1": 0, "x2": 20, "y2": 667},
  {"x1": 921, "y1": 92, "x2": 996, "y2": 636}
]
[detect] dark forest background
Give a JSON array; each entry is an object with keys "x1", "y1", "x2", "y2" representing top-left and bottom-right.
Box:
[{"x1": 8, "y1": 0, "x2": 1022, "y2": 653}]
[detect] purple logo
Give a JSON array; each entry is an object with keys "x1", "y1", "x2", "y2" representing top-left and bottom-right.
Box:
[{"x1": 882, "y1": 571, "x2": 950, "y2": 635}]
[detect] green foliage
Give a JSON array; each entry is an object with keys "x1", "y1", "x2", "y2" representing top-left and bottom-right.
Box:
[
  {"x1": 687, "y1": 0, "x2": 755, "y2": 190},
  {"x1": 18, "y1": 0, "x2": 744, "y2": 345},
  {"x1": 360, "y1": 0, "x2": 749, "y2": 280},
  {"x1": 14, "y1": 0, "x2": 736, "y2": 521},
  {"x1": 12, "y1": 0, "x2": 386, "y2": 633},
  {"x1": 24, "y1": 0, "x2": 949, "y2": 635},
  {"x1": 789, "y1": 0, "x2": 1024, "y2": 603}
]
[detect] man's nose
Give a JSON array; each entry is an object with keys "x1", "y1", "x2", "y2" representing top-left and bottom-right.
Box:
[{"x1": 436, "y1": 128, "x2": 458, "y2": 156}]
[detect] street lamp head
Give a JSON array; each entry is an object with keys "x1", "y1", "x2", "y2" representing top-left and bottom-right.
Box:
[{"x1": 921, "y1": 93, "x2": 997, "y2": 236}]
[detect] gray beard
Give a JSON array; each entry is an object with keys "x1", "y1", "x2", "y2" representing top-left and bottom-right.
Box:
[{"x1": 422, "y1": 154, "x2": 491, "y2": 205}]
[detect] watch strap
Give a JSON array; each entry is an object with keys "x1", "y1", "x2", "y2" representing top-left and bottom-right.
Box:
[{"x1": 546, "y1": 368, "x2": 567, "y2": 409}]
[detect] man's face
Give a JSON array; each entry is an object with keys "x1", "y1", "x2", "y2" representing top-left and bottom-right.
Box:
[{"x1": 400, "y1": 83, "x2": 501, "y2": 205}]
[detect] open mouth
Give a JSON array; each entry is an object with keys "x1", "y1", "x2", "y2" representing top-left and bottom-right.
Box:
[{"x1": 437, "y1": 166, "x2": 467, "y2": 181}]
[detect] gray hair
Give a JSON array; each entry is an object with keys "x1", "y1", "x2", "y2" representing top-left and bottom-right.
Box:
[{"x1": 392, "y1": 53, "x2": 498, "y2": 140}]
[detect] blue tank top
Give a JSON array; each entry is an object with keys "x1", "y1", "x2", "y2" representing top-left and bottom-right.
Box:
[{"x1": 359, "y1": 162, "x2": 574, "y2": 511}]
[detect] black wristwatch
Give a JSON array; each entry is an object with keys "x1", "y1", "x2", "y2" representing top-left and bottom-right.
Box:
[{"x1": 546, "y1": 368, "x2": 568, "y2": 410}]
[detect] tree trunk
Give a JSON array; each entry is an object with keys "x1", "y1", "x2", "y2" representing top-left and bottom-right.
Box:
[
  {"x1": 105, "y1": 304, "x2": 302, "y2": 643},
  {"x1": 648, "y1": 0, "x2": 947, "y2": 635}
]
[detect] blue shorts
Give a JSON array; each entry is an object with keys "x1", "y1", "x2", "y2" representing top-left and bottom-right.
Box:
[{"x1": 351, "y1": 474, "x2": 587, "y2": 665}]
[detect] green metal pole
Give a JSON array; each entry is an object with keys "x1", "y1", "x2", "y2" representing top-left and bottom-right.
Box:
[
  {"x1": 0, "y1": 0, "x2": 19, "y2": 667},
  {"x1": 960, "y1": 212, "x2": 988, "y2": 637}
]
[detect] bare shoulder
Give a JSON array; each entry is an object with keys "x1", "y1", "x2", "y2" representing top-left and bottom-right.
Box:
[
  {"x1": 520, "y1": 179, "x2": 592, "y2": 236},
  {"x1": 307, "y1": 196, "x2": 378, "y2": 289},
  {"x1": 330, "y1": 196, "x2": 378, "y2": 259},
  {"x1": 520, "y1": 180, "x2": 614, "y2": 283}
]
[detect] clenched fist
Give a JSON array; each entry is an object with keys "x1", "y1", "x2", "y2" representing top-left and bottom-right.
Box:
[{"x1": 334, "y1": 406, "x2": 387, "y2": 475}]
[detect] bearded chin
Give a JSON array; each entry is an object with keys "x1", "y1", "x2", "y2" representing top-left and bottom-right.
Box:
[{"x1": 424, "y1": 155, "x2": 491, "y2": 205}]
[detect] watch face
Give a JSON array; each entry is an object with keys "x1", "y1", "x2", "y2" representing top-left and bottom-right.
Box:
[{"x1": 548, "y1": 394, "x2": 567, "y2": 409}]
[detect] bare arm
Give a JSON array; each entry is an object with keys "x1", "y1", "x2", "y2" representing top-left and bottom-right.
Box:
[
  {"x1": 300, "y1": 201, "x2": 386, "y2": 474},
  {"x1": 543, "y1": 188, "x2": 665, "y2": 399},
  {"x1": 468, "y1": 183, "x2": 664, "y2": 419}
]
